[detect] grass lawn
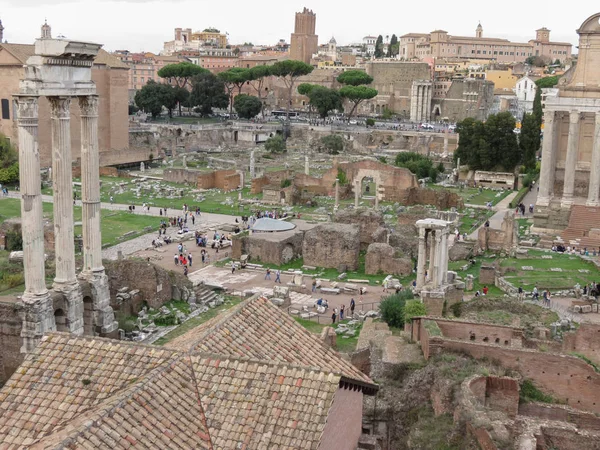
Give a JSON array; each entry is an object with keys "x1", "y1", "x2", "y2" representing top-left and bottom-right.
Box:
[
  {"x1": 448, "y1": 256, "x2": 504, "y2": 296},
  {"x1": 429, "y1": 184, "x2": 512, "y2": 206},
  {"x1": 0, "y1": 198, "x2": 161, "y2": 247},
  {"x1": 153, "y1": 295, "x2": 243, "y2": 346},
  {"x1": 458, "y1": 209, "x2": 495, "y2": 235},
  {"x1": 500, "y1": 249, "x2": 600, "y2": 290},
  {"x1": 294, "y1": 317, "x2": 362, "y2": 353}
]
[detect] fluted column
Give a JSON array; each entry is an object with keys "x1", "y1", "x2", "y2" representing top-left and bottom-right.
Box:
[
  {"x1": 354, "y1": 180, "x2": 360, "y2": 208},
  {"x1": 587, "y1": 112, "x2": 600, "y2": 206},
  {"x1": 416, "y1": 228, "x2": 427, "y2": 289},
  {"x1": 562, "y1": 111, "x2": 581, "y2": 208},
  {"x1": 79, "y1": 96, "x2": 103, "y2": 274},
  {"x1": 334, "y1": 178, "x2": 339, "y2": 210},
  {"x1": 15, "y1": 96, "x2": 55, "y2": 353},
  {"x1": 432, "y1": 232, "x2": 442, "y2": 288},
  {"x1": 50, "y1": 96, "x2": 84, "y2": 336},
  {"x1": 428, "y1": 230, "x2": 436, "y2": 283},
  {"x1": 439, "y1": 230, "x2": 448, "y2": 285},
  {"x1": 537, "y1": 110, "x2": 557, "y2": 206},
  {"x1": 50, "y1": 97, "x2": 77, "y2": 285},
  {"x1": 425, "y1": 85, "x2": 432, "y2": 121},
  {"x1": 416, "y1": 85, "x2": 423, "y2": 122}
]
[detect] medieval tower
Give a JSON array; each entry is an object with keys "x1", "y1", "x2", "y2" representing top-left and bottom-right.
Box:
[{"x1": 290, "y1": 7, "x2": 318, "y2": 64}]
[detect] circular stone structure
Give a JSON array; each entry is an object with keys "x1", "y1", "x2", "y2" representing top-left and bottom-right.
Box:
[{"x1": 251, "y1": 218, "x2": 296, "y2": 232}]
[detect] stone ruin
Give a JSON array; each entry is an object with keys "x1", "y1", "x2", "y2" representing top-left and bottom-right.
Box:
[{"x1": 415, "y1": 218, "x2": 464, "y2": 315}]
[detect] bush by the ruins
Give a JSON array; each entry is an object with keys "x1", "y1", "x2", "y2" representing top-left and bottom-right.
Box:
[
  {"x1": 5, "y1": 230, "x2": 22, "y2": 252},
  {"x1": 380, "y1": 290, "x2": 415, "y2": 328},
  {"x1": 265, "y1": 135, "x2": 286, "y2": 153},
  {"x1": 394, "y1": 152, "x2": 440, "y2": 181},
  {"x1": 520, "y1": 379, "x2": 556, "y2": 404},
  {"x1": 366, "y1": 118, "x2": 375, "y2": 127},
  {"x1": 404, "y1": 300, "x2": 427, "y2": 323},
  {"x1": 233, "y1": 94, "x2": 262, "y2": 119},
  {"x1": 318, "y1": 135, "x2": 344, "y2": 154}
]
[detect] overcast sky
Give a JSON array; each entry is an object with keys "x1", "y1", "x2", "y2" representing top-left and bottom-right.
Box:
[{"x1": 1, "y1": 0, "x2": 596, "y2": 53}]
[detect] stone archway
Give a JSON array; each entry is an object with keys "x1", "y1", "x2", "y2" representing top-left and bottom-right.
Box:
[
  {"x1": 54, "y1": 309, "x2": 68, "y2": 332},
  {"x1": 83, "y1": 296, "x2": 94, "y2": 336},
  {"x1": 432, "y1": 105, "x2": 442, "y2": 118}
]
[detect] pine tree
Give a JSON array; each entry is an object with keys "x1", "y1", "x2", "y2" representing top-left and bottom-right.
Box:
[{"x1": 374, "y1": 35, "x2": 384, "y2": 58}]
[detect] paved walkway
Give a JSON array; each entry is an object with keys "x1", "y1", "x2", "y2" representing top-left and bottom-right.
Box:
[{"x1": 467, "y1": 190, "x2": 525, "y2": 240}]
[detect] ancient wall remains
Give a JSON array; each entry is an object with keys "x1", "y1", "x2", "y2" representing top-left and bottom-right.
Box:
[
  {"x1": 562, "y1": 323, "x2": 600, "y2": 365},
  {"x1": 365, "y1": 243, "x2": 412, "y2": 276},
  {"x1": 302, "y1": 223, "x2": 360, "y2": 270},
  {"x1": 196, "y1": 170, "x2": 241, "y2": 191},
  {"x1": 163, "y1": 168, "x2": 201, "y2": 184},
  {"x1": 333, "y1": 209, "x2": 386, "y2": 251},
  {"x1": 477, "y1": 212, "x2": 517, "y2": 253},
  {"x1": 433, "y1": 318, "x2": 523, "y2": 347},
  {"x1": 0, "y1": 302, "x2": 24, "y2": 384},
  {"x1": 251, "y1": 169, "x2": 294, "y2": 194},
  {"x1": 232, "y1": 231, "x2": 305, "y2": 266}
]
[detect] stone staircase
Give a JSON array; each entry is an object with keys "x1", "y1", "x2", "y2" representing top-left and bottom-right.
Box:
[
  {"x1": 194, "y1": 284, "x2": 220, "y2": 306},
  {"x1": 561, "y1": 205, "x2": 600, "y2": 249}
]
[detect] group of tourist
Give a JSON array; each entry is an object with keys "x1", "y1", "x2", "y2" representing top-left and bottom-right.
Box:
[
  {"x1": 330, "y1": 299, "x2": 356, "y2": 324},
  {"x1": 515, "y1": 202, "x2": 533, "y2": 216},
  {"x1": 551, "y1": 245, "x2": 600, "y2": 257}
]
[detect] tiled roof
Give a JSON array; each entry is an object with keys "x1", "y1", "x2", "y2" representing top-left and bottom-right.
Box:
[
  {"x1": 167, "y1": 296, "x2": 376, "y2": 388},
  {"x1": 0, "y1": 334, "x2": 176, "y2": 447},
  {"x1": 0, "y1": 43, "x2": 129, "y2": 69},
  {"x1": 192, "y1": 354, "x2": 339, "y2": 450},
  {"x1": 0, "y1": 296, "x2": 376, "y2": 448}
]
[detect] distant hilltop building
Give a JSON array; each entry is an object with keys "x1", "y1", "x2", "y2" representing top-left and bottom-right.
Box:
[
  {"x1": 399, "y1": 23, "x2": 572, "y2": 63},
  {"x1": 163, "y1": 27, "x2": 228, "y2": 55},
  {"x1": 290, "y1": 7, "x2": 318, "y2": 64}
]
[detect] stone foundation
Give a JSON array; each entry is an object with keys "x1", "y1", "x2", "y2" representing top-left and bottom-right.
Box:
[{"x1": 303, "y1": 223, "x2": 360, "y2": 271}]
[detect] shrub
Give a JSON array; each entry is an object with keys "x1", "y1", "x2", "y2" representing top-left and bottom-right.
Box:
[
  {"x1": 404, "y1": 300, "x2": 427, "y2": 323},
  {"x1": 366, "y1": 118, "x2": 375, "y2": 127},
  {"x1": 280, "y1": 179, "x2": 292, "y2": 188},
  {"x1": 520, "y1": 380, "x2": 556, "y2": 404},
  {"x1": 380, "y1": 290, "x2": 414, "y2": 328},
  {"x1": 395, "y1": 152, "x2": 439, "y2": 180},
  {"x1": 265, "y1": 135, "x2": 286, "y2": 153},
  {"x1": 319, "y1": 134, "x2": 344, "y2": 154},
  {"x1": 2, "y1": 273, "x2": 24, "y2": 288},
  {"x1": 5, "y1": 230, "x2": 23, "y2": 251},
  {"x1": 449, "y1": 302, "x2": 463, "y2": 317}
]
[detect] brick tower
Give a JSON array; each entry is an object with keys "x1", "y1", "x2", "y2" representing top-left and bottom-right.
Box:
[{"x1": 290, "y1": 7, "x2": 318, "y2": 64}]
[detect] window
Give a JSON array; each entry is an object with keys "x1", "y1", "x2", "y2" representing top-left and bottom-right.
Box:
[{"x1": 1, "y1": 99, "x2": 9, "y2": 120}]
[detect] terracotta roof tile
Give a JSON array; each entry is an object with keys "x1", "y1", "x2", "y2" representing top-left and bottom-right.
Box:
[{"x1": 167, "y1": 296, "x2": 376, "y2": 387}]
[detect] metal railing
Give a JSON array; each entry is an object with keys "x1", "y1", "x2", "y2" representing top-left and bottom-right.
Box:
[{"x1": 287, "y1": 301, "x2": 381, "y2": 324}]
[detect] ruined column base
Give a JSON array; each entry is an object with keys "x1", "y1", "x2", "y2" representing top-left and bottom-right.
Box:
[
  {"x1": 52, "y1": 281, "x2": 85, "y2": 336},
  {"x1": 18, "y1": 291, "x2": 56, "y2": 354},
  {"x1": 419, "y1": 283, "x2": 464, "y2": 317},
  {"x1": 79, "y1": 270, "x2": 119, "y2": 337},
  {"x1": 533, "y1": 202, "x2": 572, "y2": 232}
]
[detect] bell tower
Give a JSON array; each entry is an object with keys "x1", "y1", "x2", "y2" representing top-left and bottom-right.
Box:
[
  {"x1": 476, "y1": 22, "x2": 483, "y2": 38},
  {"x1": 0, "y1": 19, "x2": 4, "y2": 43},
  {"x1": 41, "y1": 20, "x2": 52, "y2": 39}
]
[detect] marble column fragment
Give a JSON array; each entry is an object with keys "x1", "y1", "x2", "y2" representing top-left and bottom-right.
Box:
[{"x1": 562, "y1": 111, "x2": 581, "y2": 207}]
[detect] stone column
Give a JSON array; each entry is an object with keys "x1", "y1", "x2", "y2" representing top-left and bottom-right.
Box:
[
  {"x1": 561, "y1": 111, "x2": 581, "y2": 208},
  {"x1": 374, "y1": 185, "x2": 380, "y2": 208},
  {"x1": 428, "y1": 230, "x2": 436, "y2": 283},
  {"x1": 416, "y1": 228, "x2": 427, "y2": 289},
  {"x1": 410, "y1": 83, "x2": 418, "y2": 122},
  {"x1": 354, "y1": 180, "x2": 360, "y2": 208},
  {"x1": 78, "y1": 96, "x2": 118, "y2": 336},
  {"x1": 443, "y1": 128, "x2": 449, "y2": 157},
  {"x1": 438, "y1": 230, "x2": 448, "y2": 285},
  {"x1": 15, "y1": 96, "x2": 56, "y2": 353},
  {"x1": 249, "y1": 150, "x2": 255, "y2": 179},
  {"x1": 537, "y1": 110, "x2": 557, "y2": 206},
  {"x1": 49, "y1": 96, "x2": 84, "y2": 336},
  {"x1": 334, "y1": 178, "x2": 339, "y2": 210},
  {"x1": 587, "y1": 112, "x2": 600, "y2": 206},
  {"x1": 416, "y1": 85, "x2": 423, "y2": 122},
  {"x1": 305, "y1": 155, "x2": 309, "y2": 176},
  {"x1": 432, "y1": 231, "x2": 443, "y2": 288},
  {"x1": 425, "y1": 85, "x2": 432, "y2": 122}
]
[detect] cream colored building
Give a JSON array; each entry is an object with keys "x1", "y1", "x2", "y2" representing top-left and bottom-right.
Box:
[
  {"x1": 0, "y1": 23, "x2": 129, "y2": 167},
  {"x1": 163, "y1": 28, "x2": 228, "y2": 55},
  {"x1": 535, "y1": 12, "x2": 600, "y2": 238},
  {"x1": 400, "y1": 24, "x2": 572, "y2": 63}
]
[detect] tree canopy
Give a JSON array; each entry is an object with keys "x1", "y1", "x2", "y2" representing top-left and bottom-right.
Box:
[
  {"x1": 297, "y1": 83, "x2": 316, "y2": 96},
  {"x1": 134, "y1": 81, "x2": 167, "y2": 117},
  {"x1": 307, "y1": 86, "x2": 342, "y2": 118},
  {"x1": 247, "y1": 65, "x2": 272, "y2": 117},
  {"x1": 218, "y1": 67, "x2": 251, "y2": 116},
  {"x1": 339, "y1": 85, "x2": 378, "y2": 118},
  {"x1": 519, "y1": 113, "x2": 540, "y2": 171},
  {"x1": 157, "y1": 62, "x2": 208, "y2": 88},
  {"x1": 0, "y1": 133, "x2": 18, "y2": 184},
  {"x1": 270, "y1": 60, "x2": 314, "y2": 122},
  {"x1": 454, "y1": 112, "x2": 519, "y2": 172},
  {"x1": 374, "y1": 35, "x2": 384, "y2": 58},
  {"x1": 189, "y1": 72, "x2": 229, "y2": 116},
  {"x1": 265, "y1": 134, "x2": 286, "y2": 153},
  {"x1": 337, "y1": 70, "x2": 373, "y2": 86},
  {"x1": 535, "y1": 76, "x2": 560, "y2": 89},
  {"x1": 388, "y1": 34, "x2": 399, "y2": 57},
  {"x1": 234, "y1": 94, "x2": 262, "y2": 119},
  {"x1": 395, "y1": 152, "x2": 441, "y2": 181}
]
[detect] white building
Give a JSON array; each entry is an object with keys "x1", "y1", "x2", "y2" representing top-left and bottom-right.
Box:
[
  {"x1": 514, "y1": 74, "x2": 539, "y2": 114},
  {"x1": 363, "y1": 36, "x2": 377, "y2": 55}
]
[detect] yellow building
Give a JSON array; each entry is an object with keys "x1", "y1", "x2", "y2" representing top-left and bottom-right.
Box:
[{"x1": 485, "y1": 69, "x2": 519, "y2": 90}]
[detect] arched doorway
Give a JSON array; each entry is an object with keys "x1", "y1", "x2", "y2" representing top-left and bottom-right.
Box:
[
  {"x1": 433, "y1": 105, "x2": 442, "y2": 118},
  {"x1": 361, "y1": 176, "x2": 375, "y2": 198},
  {"x1": 83, "y1": 296, "x2": 94, "y2": 336},
  {"x1": 54, "y1": 309, "x2": 68, "y2": 332}
]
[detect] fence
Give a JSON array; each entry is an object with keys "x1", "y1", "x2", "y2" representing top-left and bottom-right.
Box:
[{"x1": 287, "y1": 301, "x2": 381, "y2": 324}]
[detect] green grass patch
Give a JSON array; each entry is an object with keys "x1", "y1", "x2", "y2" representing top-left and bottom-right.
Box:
[
  {"x1": 294, "y1": 317, "x2": 362, "y2": 353},
  {"x1": 423, "y1": 320, "x2": 442, "y2": 337},
  {"x1": 294, "y1": 317, "x2": 326, "y2": 334},
  {"x1": 520, "y1": 379, "x2": 557, "y2": 404},
  {"x1": 154, "y1": 295, "x2": 242, "y2": 345},
  {"x1": 570, "y1": 353, "x2": 600, "y2": 373}
]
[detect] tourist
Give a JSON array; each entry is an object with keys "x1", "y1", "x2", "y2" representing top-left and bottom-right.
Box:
[
  {"x1": 188, "y1": 253, "x2": 193, "y2": 267},
  {"x1": 205, "y1": 253, "x2": 210, "y2": 265},
  {"x1": 331, "y1": 309, "x2": 337, "y2": 324},
  {"x1": 174, "y1": 254, "x2": 179, "y2": 266},
  {"x1": 265, "y1": 268, "x2": 271, "y2": 280},
  {"x1": 340, "y1": 304, "x2": 345, "y2": 321},
  {"x1": 518, "y1": 286, "x2": 524, "y2": 301},
  {"x1": 183, "y1": 265, "x2": 188, "y2": 277},
  {"x1": 275, "y1": 269, "x2": 281, "y2": 283},
  {"x1": 483, "y1": 285, "x2": 489, "y2": 296},
  {"x1": 542, "y1": 289, "x2": 549, "y2": 307},
  {"x1": 532, "y1": 286, "x2": 539, "y2": 301},
  {"x1": 231, "y1": 261, "x2": 236, "y2": 274},
  {"x1": 350, "y1": 298, "x2": 355, "y2": 316},
  {"x1": 201, "y1": 251, "x2": 205, "y2": 264},
  {"x1": 312, "y1": 279, "x2": 317, "y2": 292},
  {"x1": 191, "y1": 215, "x2": 195, "y2": 225},
  {"x1": 110, "y1": 196, "x2": 114, "y2": 204}
]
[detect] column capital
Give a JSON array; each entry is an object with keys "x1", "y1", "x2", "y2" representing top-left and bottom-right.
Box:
[
  {"x1": 49, "y1": 96, "x2": 71, "y2": 119},
  {"x1": 569, "y1": 110, "x2": 582, "y2": 123},
  {"x1": 543, "y1": 110, "x2": 555, "y2": 124},
  {"x1": 79, "y1": 95, "x2": 99, "y2": 117},
  {"x1": 14, "y1": 96, "x2": 39, "y2": 122}
]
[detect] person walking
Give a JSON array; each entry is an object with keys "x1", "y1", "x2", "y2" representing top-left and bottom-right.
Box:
[
  {"x1": 231, "y1": 261, "x2": 236, "y2": 274},
  {"x1": 188, "y1": 253, "x2": 193, "y2": 267},
  {"x1": 275, "y1": 270, "x2": 281, "y2": 283},
  {"x1": 340, "y1": 304, "x2": 345, "y2": 321},
  {"x1": 183, "y1": 265, "x2": 188, "y2": 277},
  {"x1": 174, "y1": 254, "x2": 179, "y2": 266},
  {"x1": 544, "y1": 289, "x2": 551, "y2": 307},
  {"x1": 331, "y1": 309, "x2": 337, "y2": 324},
  {"x1": 350, "y1": 298, "x2": 355, "y2": 317},
  {"x1": 532, "y1": 286, "x2": 539, "y2": 301},
  {"x1": 312, "y1": 279, "x2": 317, "y2": 292},
  {"x1": 518, "y1": 286, "x2": 524, "y2": 301},
  {"x1": 265, "y1": 268, "x2": 271, "y2": 280}
]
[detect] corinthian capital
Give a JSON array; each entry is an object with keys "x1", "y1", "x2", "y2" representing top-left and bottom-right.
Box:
[
  {"x1": 78, "y1": 96, "x2": 99, "y2": 116},
  {"x1": 48, "y1": 97, "x2": 71, "y2": 119},
  {"x1": 15, "y1": 96, "x2": 39, "y2": 121}
]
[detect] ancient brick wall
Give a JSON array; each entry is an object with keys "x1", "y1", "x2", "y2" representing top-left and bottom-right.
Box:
[
  {"x1": 164, "y1": 168, "x2": 201, "y2": 184},
  {"x1": 466, "y1": 422, "x2": 499, "y2": 450},
  {"x1": 365, "y1": 243, "x2": 412, "y2": 276},
  {"x1": 251, "y1": 170, "x2": 294, "y2": 194},
  {"x1": 562, "y1": 323, "x2": 600, "y2": 365},
  {"x1": 303, "y1": 223, "x2": 360, "y2": 271},
  {"x1": 519, "y1": 403, "x2": 600, "y2": 431},
  {"x1": 485, "y1": 377, "x2": 519, "y2": 418},
  {"x1": 196, "y1": 170, "x2": 240, "y2": 191},
  {"x1": 536, "y1": 427, "x2": 600, "y2": 450},
  {"x1": 0, "y1": 302, "x2": 24, "y2": 385},
  {"x1": 434, "y1": 319, "x2": 523, "y2": 347},
  {"x1": 232, "y1": 231, "x2": 304, "y2": 266}
]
